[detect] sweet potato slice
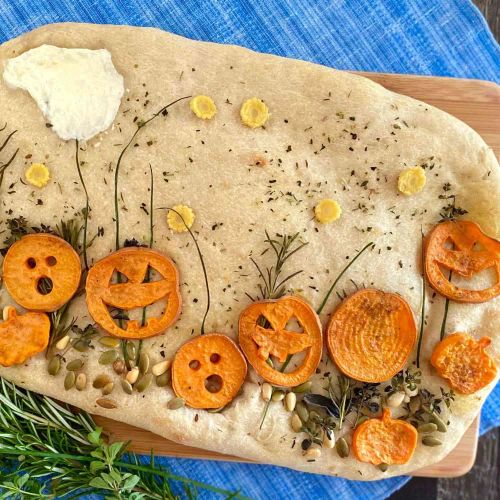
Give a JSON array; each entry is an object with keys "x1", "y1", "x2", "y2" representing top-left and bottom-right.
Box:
[
  {"x1": 172, "y1": 333, "x2": 247, "y2": 409},
  {"x1": 353, "y1": 408, "x2": 418, "y2": 465},
  {"x1": 326, "y1": 289, "x2": 417, "y2": 383},
  {"x1": 0, "y1": 307, "x2": 50, "y2": 366},
  {"x1": 431, "y1": 332, "x2": 497, "y2": 394},
  {"x1": 425, "y1": 220, "x2": 500, "y2": 303}
]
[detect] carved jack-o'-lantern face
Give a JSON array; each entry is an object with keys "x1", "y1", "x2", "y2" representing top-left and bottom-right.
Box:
[
  {"x1": 172, "y1": 333, "x2": 247, "y2": 409},
  {"x1": 86, "y1": 247, "x2": 181, "y2": 339},
  {"x1": 0, "y1": 307, "x2": 50, "y2": 367},
  {"x1": 425, "y1": 220, "x2": 500, "y2": 303},
  {"x1": 238, "y1": 295, "x2": 322, "y2": 387},
  {"x1": 2, "y1": 234, "x2": 81, "y2": 312}
]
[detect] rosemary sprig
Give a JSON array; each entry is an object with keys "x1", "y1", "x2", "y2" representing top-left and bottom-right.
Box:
[
  {"x1": 416, "y1": 231, "x2": 426, "y2": 368},
  {"x1": 0, "y1": 378, "x2": 246, "y2": 499},
  {"x1": 158, "y1": 207, "x2": 211, "y2": 335},
  {"x1": 114, "y1": 96, "x2": 191, "y2": 251},
  {"x1": 316, "y1": 241, "x2": 374, "y2": 315}
]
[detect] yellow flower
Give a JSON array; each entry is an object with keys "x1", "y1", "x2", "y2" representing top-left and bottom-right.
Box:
[
  {"x1": 25, "y1": 163, "x2": 50, "y2": 188},
  {"x1": 190, "y1": 95, "x2": 217, "y2": 120},
  {"x1": 240, "y1": 98, "x2": 269, "y2": 128},
  {"x1": 398, "y1": 166, "x2": 426, "y2": 195},
  {"x1": 315, "y1": 199, "x2": 342, "y2": 224},
  {"x1": 167, "y1": 205, "x2": 195, "y2": 233}
]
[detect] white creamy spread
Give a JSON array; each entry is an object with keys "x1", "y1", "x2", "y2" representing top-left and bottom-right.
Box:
[{"x1": 3, "y1": 45, "x2": 124, "y2": 141}]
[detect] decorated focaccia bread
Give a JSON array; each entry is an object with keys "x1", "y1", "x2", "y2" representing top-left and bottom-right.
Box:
[{"x1": 0, "y1": 23, "x2": 498, "y2": 480}]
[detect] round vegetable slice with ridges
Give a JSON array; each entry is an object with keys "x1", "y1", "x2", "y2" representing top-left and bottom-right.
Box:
[
  {"x1": 352, "y1": 408, "x2": 418, "y2": 465},
  {"x1": 326, "y1": 289, "x2": 417, "y2": 383},
  {"x1": 172, "y1": 333, "x2": 247, "y2": 409},
  {"x1": 430, "y1": 332, "x2": 497, "y2": 394}
]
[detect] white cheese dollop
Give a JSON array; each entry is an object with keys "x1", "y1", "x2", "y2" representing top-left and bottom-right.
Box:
[{"x1": 3, "y1": 44, "x2": 124, "y2": 141}]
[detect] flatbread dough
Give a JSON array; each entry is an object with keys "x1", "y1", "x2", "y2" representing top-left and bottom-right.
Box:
[{"x1": 0, "y1": 23, "x2": 498, "y2": 480}]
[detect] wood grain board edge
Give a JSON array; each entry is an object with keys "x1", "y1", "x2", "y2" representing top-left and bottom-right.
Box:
[{"x1": 94, "y1": 72, "x2": 498, "y2": 479}]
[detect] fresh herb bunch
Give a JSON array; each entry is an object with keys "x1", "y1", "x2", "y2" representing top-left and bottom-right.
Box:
[
  {"x1": 0, "y1": 124, "x2": 19, "y2": 190},
  {"x1": 0, "y1": 378, "x2": 245, "y2": 499},
  {"x1": 385, "y1": 368, "x2": 422, "y2": 397}
]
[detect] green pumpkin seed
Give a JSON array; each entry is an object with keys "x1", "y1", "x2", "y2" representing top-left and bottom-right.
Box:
[
  {"x1": 156, "y1": 371, "x2": 171, "y2": 387},
  {"x1": 75, "y1": 373, "x2": 87, "y2": 391},
  {"x1": 99, "y1": 350, "x2": 119, "y2": 365},
  {"x1": 309, "y1": 410, "x2": 322, "y2": 424},
  {"x1": 135, "y1": 373, "x2": 153, "y2": 393},
  {"x1": 378, "y1": 463, "x2": 389, "y2": 472},
  {"x1": 73, "y1": 340, "x2": 89, "y2": 353},
  {"x1": 422, "y1": 436, "x2": 442, "y2": 447},
  {"x1": 64, "y1": 371, "x2": 76, "y2": 390},
  {"x1": 266, "y1": 358, "x2": 274, "y2": 368},
  {"x1": 418, "y1": 423, "x2": 438, "y2": 433},
  {"x1": 296, "y1": 401, "x2": 309, "y2": 423},
  {"x1": 102, "y1": 382, "x2": 114, "y2": 395},
  {"x1": 167, "y1": 397, "x2": 185, "y2": 410},
  {"x1": 336, "y1": 437, "x2": 349, "y2": 458},
  {"x1": 429, "y1": 413, "x2": 447, "y2": 433},
  {"x1": 121, "y1": 379, "x2": 133, "y2": 395},
  {"x1": 324, "y1": 416, "x2": 337, "y2": 428},
  {"x1": 126, "y1": 341, "x2": 136, "y2": 360},
  {"x1": 139, "y1": 353, "x2": 150, "y2": 374},
  {"x1": 47, "y1": 357, "x2": 61, "y2": 376},
  {"x1": 96, "y1": 398, "x2": 118, "y2": 409},
  {"x1": 306, "y1": 420, "x2": 317, "y2": 434},
  {"x1": 93, "y1": 374, "x2": 112, "y2": 389},
  {"x1": 99, "y1": 336, "x2": 120, "y2": 348},
  {"x1": 356, "y1": 416, "x2": 369, "y2": 427},
  {"x1": 292, "y1": 381, "x2": 312, "y2": 394},
  {"x1": 291, "y1": 413, "x2": 303, "y2": 432},
  {"x1": 271, "y1": 390, "x2": 285, "y2": 402},
  {"x1": 66, "y1": 359, "x2": 84, "y2": 371}
]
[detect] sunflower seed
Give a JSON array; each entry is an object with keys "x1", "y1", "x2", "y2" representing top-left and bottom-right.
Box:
[
  {"x1": 422, "y1": 436, "x2": 442, "y2": 447},
  {"x1": 135, "y1": 373, "x2": 153, "y2": 393},
  {"x1": 291, "y1": 413, "x2": 303, "y2": 432},
  {"x1": 47, "y1": 356, "x2": 61, "y2": 376},
  {"x1": 272, "y1": 390, "x2": 285, "y2": 402},
  {"x1": 323, "y1": 428, "x2": 335, "y2": 448},
  {"x1": 96, "y1": 398, "x2": 118, "y2": 409},
  {"x1": 139, "y1": 353, "x2": 150, "y2": 374},
  {"x1": 121, "y1": 379, "x2": 133, "y2": 395},
  {"x1": 387, "y1": 391, "x2": 405, "y2": 408},
  {"x1": 261, "y1": 383, "x2": 272, "y2": 402},
  {"x1": 113, "y1": 359, "x2": 125, "y2": 375},
  {"x1": 418, "y1": 423, "x2": 438, "y2": 433},
  {"x1": 284, "y1": 392, "x2": 296, "y2": 412},
  {"x1": 156, "y1": 371, "x2": 171, "y2": 387},
  {"x1": 102, "y1": 382, "x2": 114, "y2": 395},
  {"x1": 126, "y1": 367, "x2": 140, "y2": 384},
  {"x1": 55, "y1": 335, "x2": 70, "y2": 350},
  {"x1": 304, "y1": 445, "x2": 321, "y2": 459},
  {"x1": 429, "y1": 413, "x2": 447, "y2": 433},
  {"x1": 66, "y1": 359, "x2": 84, "y2": 371},
  {"x1": 296, "y1": 401, "x2": 309, "y2": 423},
  {"x1": 167, "y1": 397, "x2": 185, "y2": 410},
  {"x1": 99, "y1": 336, "x2": 120, "y2": 348},
  {"x1": 336, "y1": 437, "x2": 349, "y2": 458},
  {"x1": 292, "y1": 381, "x2": 312, "y2": 393},
  {"x1": 75, "y1": 373, "x2": 87, "y2": 391},
  {"x1": 99, "y1": 350, "x2": 119, "y2": 365},
  {"x1": 64, "y1": 371, "x2": 76, "y2": 390},
  {"x1": 93, "y1": 374, "x2": 112, "y2": 389},
  {"x1": 378, "y1": 463, "x2": 389, "y2": 472},
  {"x1": 126, "y1": 341, "x2": 136, "y2": 360},
  {"x1": 152, "y1": 359, "x2": 172, "y2": 376}
]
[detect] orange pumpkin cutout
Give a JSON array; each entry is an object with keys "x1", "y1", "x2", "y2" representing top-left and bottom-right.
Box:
[
  {"x1": 431, "y1": 333, "x2": 497, "y2": 394},
  {"x1": 425, "y1": 220, "x2": 500, "y2": 303},
  {"x1": 326, "y1": 289, "x2": 417, "y2": 383},
  {"x1": 2, "y1": 234, "x2": 81, "y2": 312},
  {"x1": 86, "y1": 248, "x2": 181, "y2": 339},
  {"x1": 238, "y1": 296, "x2": 322, "y2": 387},
  {"x1": 0, "y1": 307, "x2": 50, "y2": 366},
  {"x1": 172, "y1": 333, "x2": 247, "y2": 409},
  {"x1": 353, "y1": 408, "x2": 418, "y2": 465}
]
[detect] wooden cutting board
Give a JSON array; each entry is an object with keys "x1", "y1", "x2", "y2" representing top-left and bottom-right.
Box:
[{"x1": 95, "y1": 71, "x2": 499, "y2": 479}]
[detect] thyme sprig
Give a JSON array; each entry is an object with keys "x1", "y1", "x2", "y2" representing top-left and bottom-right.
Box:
[{"x1": 0, "y1": 378, "x2": 246, "y2": 499}]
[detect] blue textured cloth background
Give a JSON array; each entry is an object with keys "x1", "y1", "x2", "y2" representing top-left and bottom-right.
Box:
[{"x1": 0, "y1": 1, "x2": 499, "y2": 498}]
